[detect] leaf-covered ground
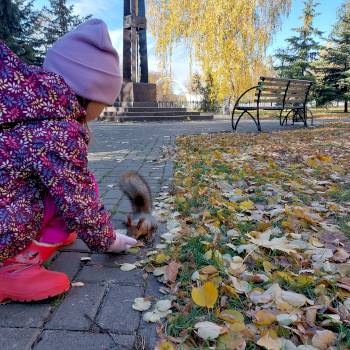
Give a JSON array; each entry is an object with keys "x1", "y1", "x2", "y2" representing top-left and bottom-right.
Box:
[{"x1": 147, "y1": 123, "x2": 350, "y2": 350}]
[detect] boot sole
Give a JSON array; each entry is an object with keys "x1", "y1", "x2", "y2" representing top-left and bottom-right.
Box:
[{"x1": 0, "y1": 284, "x2": 71, "y2": 303}]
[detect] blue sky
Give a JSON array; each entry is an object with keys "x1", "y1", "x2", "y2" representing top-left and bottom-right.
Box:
[{"x1": 33, "y1": 0, "x2": 345, "y2": 84}]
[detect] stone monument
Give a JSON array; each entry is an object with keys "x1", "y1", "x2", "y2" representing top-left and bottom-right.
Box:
[{"x1": 121, "y1": 0, "x2": 157, "y2": 104}]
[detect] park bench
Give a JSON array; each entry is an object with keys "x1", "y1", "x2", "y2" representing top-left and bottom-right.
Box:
[{"x1": 231, "y1": 77, "x2": 313, "y2": 131}]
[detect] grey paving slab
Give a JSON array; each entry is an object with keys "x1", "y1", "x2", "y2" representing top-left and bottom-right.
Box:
[
  {"x1": 34, "y1": 330, "x2": 135, "y2": 350},
  {"x1": 76, "y1": 265, "x2": 144, "y2": 285},
  {"x1": 97, "y1": 285, "x2": 143, "y2": 333},
  {"x1": 0, "y1": 303, "x2": 51, "y2": 328},
  {"x1": 0, "y1": 328, "x2": 40, "y2": 350},
  {"x1": 50, "y1": 252, "x2": 88, "y2": 280},
  {"x1": 60, "y1": 239, "x2": 90, "y2": 253},
  {"x1": 46, "y1": 283, "x2": 106, "y2": 331}
]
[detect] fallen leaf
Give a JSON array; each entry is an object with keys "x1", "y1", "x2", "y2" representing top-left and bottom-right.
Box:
[
  {"x1": 194, "y1": 321, "x2": 222, "y2": 340},
  {"x1": 192, "y1": 282, "x2": 218, "y2": 308},
  {"x1": 332, "y1": 248, "x2": 350, "y2": 263},
  {"x1": 281, "y1": 290, "x2": 314, "y2": 307},
  {"x1": 164, "y1": 261, "x2": 181, "y2": 284},
  {"x1": 200, "y1": 265, "x2": 218, "y2": 275},
  {"x1": 120, "y1": 263, "x2": 137, "y2": 271},
  {"x1": 217, "y1": 332, "x2": 246, "y2": 350},
  {"x1": 155, "y1": 300, "x2": 172, "y2": 312},
  {"x1": 311, "y1": 330, "x2": 336, "y2": 350},
  {"x1": 155, "y1": 340, "x2": 176, "y2": 350},
  {"x1": 257, "y1": 331, "x2": 282, "y2": 350},
  {"x1": 219, "y1": 309, "x2": 245, "y2": 324},
  {"x1": 80, "y1": 257, "x2": 91, "y2": 262},
  {"x1": 276, "y1": 313, "x2": 298, "y2": 326},
  {"x1": 155, "y1": 253, "x2": 170, "y2": 264},
  {"x1": 132, "y1": 298, "x2": 152, "y2": 311},
  {"x1": 71, "y1": 282, "x2": 85, "y2": 287},
  {"x1": 255, "y1": 310, "x2": 276, "y2": 326},
  {"x1": 143, "y1": 311, "x2": 161, "y2": 323},
  {"x1": 239, "y1": 200, "x2": 254, "y2": 211}
]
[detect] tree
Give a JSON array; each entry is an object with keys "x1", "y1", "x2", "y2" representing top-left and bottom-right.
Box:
[
  {"x1": 41, "y1": 0, "x2": 91, "y2": 49},
  {"x1": 0, "y1": 0, "x2": 42, "y2": 64},
  {"x1": 192, "y1": 73, "x2": 220, "y2": 113},
  {"x1": 147, "y1": 0, "x2": 291, "y2": 101},
  {"x1": 274, "y1": 0, "x2": 323, "y2": 80},
  {"x1": 318, "y1": 1, "x2": 350, "y2": 112},
  {"x1": 0, "y1": 0, "x2": 20, "y2": 47}
]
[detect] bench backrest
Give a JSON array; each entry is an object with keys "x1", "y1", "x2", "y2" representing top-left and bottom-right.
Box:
[{"x1": 255, "y1": 77, "x2": 312, "y2": 107}]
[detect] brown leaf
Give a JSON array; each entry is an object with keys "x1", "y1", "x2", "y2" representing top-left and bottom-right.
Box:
[
  {"x1": 311, "y1": 330, "x2": 336, "y2": 350},
  {"x1": 305, "y1": 307, "x2": 317, "y2": 327},
  {"x1": 164, "y1": 261, "x2": 181, "y2": 284},
  {"x1": 332, "y1": 248, "x2": 350, "y2": 263}
]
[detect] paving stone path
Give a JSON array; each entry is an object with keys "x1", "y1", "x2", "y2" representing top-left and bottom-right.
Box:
[{"x1": 0, "y1": 118, "x2": 345, "y2": 350}]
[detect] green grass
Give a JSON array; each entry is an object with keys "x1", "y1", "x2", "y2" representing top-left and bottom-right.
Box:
[
  {"x1": 336, "y1": 215, "x2": 350, "y2": 237},
  {"x1": 330, "y1": 184, "x2": 350, "y2": 203},
  {"x1": 167, "y1": 306, "x2": 215, "y2": 338}
]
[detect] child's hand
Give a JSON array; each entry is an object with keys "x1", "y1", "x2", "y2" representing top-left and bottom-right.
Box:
[{"x1": 108, "y1": 233, "x2": 138, "y2": 253}]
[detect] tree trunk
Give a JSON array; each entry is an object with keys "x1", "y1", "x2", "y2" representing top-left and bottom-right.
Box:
[{"x1": 345, "y1": 100, "x2": 348, "y2": 113}]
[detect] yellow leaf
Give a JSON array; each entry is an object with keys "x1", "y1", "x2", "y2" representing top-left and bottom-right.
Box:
[
  {"x1": 213, "y1": 150, "x2": 223, "y2": 160},
  {"x1": 222, "y1": 284, "x2": 240, "y2": 299},
  {"x1": 254, "y1": 310, "x2": 276, "y2": 326},
  {"x1": 155, "y1": 340, "x2": 176, "y2": 350},
  {"x1": 192, "y1": 281, "x2": 218, "y2": 308},
  {"x1": 183, "y1": 176, "x2": 192, "y2": 187},
  {"x1": 239, "y1": 200, "x2": 254, "y2": 211},
  {"x1": 219, "y1": 309, "x2": 245, "y2": 324},
  {"x1": 155, "y1": 253, "x2": 170, "y2": 264},
  {"x1": 263, "y1": 261, "x2": 273, "y2": 273}
]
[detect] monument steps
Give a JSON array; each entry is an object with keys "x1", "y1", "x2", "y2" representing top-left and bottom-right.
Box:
[
  {"x1": 100, "y1": 113, "x2": 213, "y2": 123},
  {"x1": 123, "y1": 111, "x2": 201, "y2": 116},
  {"x1": 100, "y1": 105, "x2": 213, "y2": 122},
  {"x1": 116, "y1": 107, "x2": 188, "y2": 114}
]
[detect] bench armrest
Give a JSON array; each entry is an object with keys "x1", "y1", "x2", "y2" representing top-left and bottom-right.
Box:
[{"x1": 233, "y1": 86, "x2": 258, "y2": 109}]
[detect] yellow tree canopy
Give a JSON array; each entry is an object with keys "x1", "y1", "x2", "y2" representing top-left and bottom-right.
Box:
[{"x1": 147, "y1": 0, "x2": 291, "y2": 100}]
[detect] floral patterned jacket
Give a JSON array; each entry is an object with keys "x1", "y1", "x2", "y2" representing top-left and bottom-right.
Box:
[{"x1": 0, "y1": 41, "x2": 115, "y2": 261}]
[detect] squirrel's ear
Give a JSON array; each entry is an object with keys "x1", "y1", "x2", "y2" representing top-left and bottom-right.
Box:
[{"x1": 126, "y1": 215, "x2": 132, "y2": 227}]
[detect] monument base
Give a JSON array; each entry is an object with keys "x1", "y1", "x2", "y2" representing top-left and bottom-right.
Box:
[{"x1": 120, "y1": 82, "x2": 157, "y2": 105}]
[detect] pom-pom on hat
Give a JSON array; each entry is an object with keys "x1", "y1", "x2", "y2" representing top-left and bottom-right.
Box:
[{"x1": 44, "y1": 19, "x2": 121, "y2": 105}]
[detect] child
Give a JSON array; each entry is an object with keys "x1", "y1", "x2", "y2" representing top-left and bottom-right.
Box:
[{"x1": 0, "y1": 19, "x2": 139, "y2": 303}]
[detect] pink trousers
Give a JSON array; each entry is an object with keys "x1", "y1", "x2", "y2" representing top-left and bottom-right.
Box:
[
  {"x1": 39, "y1": 194, "x2": 70, "y2": 244},
  {"x1": 39, "y1": 177, "x2": 99, "y2": 244}
]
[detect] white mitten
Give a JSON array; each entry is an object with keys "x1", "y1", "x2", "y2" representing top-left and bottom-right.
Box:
[{"x1": 108, "y1": 233, "x2": 138, "y2": 253}]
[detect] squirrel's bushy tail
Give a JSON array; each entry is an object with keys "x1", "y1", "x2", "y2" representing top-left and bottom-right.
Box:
[{"x1": 119, "y1": 171, "x2": 152, "y2": 214}]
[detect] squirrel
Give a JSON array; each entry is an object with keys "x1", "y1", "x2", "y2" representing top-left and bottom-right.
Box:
[{"x1": 119, "y1": 171, "x2": 158, "y2": 239}]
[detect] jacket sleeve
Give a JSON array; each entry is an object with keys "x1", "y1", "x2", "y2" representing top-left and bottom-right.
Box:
[{"x1": 31, "y1": 120, "x2": 115, "y2": 252}]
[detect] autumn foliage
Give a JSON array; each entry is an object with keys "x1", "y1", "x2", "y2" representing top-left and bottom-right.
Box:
[{"x1": 147, "y1": 0, "x2": 292, "y2": 100}]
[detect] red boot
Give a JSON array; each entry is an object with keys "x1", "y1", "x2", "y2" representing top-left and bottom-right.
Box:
[
  {"x1": 60, "y1": 232, "x2": 77, "y2": 247},
  {"x1": 0, "y1": 241, "x2": 70, "y2": 303}
]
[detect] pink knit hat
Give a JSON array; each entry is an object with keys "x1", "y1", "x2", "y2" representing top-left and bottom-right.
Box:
[{"x1": 44, "y1": 19, "x2": 121, "y2": 105}]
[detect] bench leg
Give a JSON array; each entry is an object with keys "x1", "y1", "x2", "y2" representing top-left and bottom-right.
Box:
[
  {"x1": 232, "y1": 109, "x2": 244, "y2": 131},
  {"x1": 304, "y1": 108, "x2": 308, "y2": 127},
  {"x1": 232, "y1": 110, "x2": 261, "y2": 132}
]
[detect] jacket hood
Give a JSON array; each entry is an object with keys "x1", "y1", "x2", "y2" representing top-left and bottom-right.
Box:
[{"x1": 0, "y1": 41, "x2": 85, "y2": 126}]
